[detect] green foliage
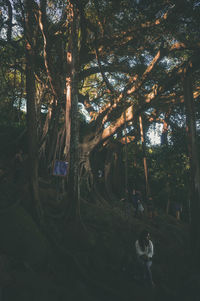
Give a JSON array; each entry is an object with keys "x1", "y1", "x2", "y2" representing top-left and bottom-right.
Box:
[
  {"x1": 126, "y1": 120, "x2": 191, "y2": 212},
  {"x1": 148, "y1": 144, "x2": 190, "y2": 209}
]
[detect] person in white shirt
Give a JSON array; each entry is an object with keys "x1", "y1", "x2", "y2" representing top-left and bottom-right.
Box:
[
  {"x1": 137, "y1": 200, "x2": 144, "y2": 217},
  {"x1": 135, "y1": 230, "x2": 155, "y2": 287}
]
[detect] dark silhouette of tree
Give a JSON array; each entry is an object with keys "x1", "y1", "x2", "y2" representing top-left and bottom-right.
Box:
[
  {"x1": 183, "y1": 64, "x2": 200, "y2": 265},
  {"x1": 1, "y1": 0, "x2": 200, "y2": 228}
]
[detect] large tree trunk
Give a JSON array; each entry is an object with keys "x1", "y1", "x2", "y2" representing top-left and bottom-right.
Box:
[
  {"x1": 183, "y1": 68, "x2": 200, "y2": 265},
  {"x1": 25, "y1": 0, "x2": 43, "y2": 222},
  {"x1": 81, "y1": 140, "x2": 125, "y2": 203},
  {"x1": 38, "y1": 0, "x2": 65, "y2": 171},
  {"x1": 67, "y1": 2, "x2": 80, "y2": 221},
  {"x1": 80, "y1": 145, "x2": 94, "y2": 194},
  {"x1": 47, "y1": 104, "x2": 61, "y2": 165}
]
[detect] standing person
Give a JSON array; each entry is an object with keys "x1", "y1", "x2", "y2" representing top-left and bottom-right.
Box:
[
  {"x1": 137, "y1": 199, "x2": 144, "y2": 217},
  {"x1": 135, "y1": 230, "x2": 155, "y2": 287},
  {"x1": 174, "y1": 202, "x2": 182, "y2": 221}
]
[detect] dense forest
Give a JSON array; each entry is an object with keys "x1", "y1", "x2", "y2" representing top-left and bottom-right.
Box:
[{"x1": 0, "y1": 0, "x2": 200, "y2": 300}]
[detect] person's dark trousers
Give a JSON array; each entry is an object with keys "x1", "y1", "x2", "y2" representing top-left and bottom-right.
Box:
[
  {"x1": 144, "y1": 260, "x2": 153, "y2": 284},
  {"x1": 137, "y1": 257, "x2": 153, "y2": 285}
]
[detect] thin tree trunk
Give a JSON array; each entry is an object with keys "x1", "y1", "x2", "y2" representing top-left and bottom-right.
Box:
[
  {"x1": 139, "y1": 115, "x2": 149, "y2": 198},
  {"x1": 18, "y1": 63, "x2": 24, "y2": 122},
  {"x1": 64, "y1": 1, "x2": 73, "y2": 162},
  {"x1": 47, "y1": 104, "x2": 61, "y2": 166},
  {"x1": 65, "y1": 76, "x2": 72, "y2": 161},
  {"x1": 161, "y1": 112, "x2": 171, "y2": 214},
  {"x1": 183, "y1": 68, "x2": 200, "y2": 265},
  {"x1": 166, "y1": 178, "x2": 171, "y2": 214},
  {"x1": 124, "y1": 112, "x2": 128, "y2": 198}
]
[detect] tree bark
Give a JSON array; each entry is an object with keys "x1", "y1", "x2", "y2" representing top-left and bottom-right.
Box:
[
  {"x1": 124, "y1": 112, "x2": 128, "y2": 198},
  {"x1": 161, "y1": 112, "x2": 171, "y2": 214},
  {"x1": 64, "y1": 1, "x2": 73, "y2": 161},
  {"x1": 67, "y1": 2, "x2": 80, "y2": 221},
  {"x1": 139, "y1": 115, "x2": 150, "y2": 198}
]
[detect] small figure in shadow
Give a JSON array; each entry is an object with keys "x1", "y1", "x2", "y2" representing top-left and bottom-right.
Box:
[{"x1": 135, "y1": 230, "x2": 155, "y2": 288}]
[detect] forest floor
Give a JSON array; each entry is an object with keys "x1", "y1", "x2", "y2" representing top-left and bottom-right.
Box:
[
  {"x1": 0, "y1": 154, "x2": 197, "y2": 301},
  {"x1": 0, "y1": 180, "x2": 196, "y2": 301}
]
